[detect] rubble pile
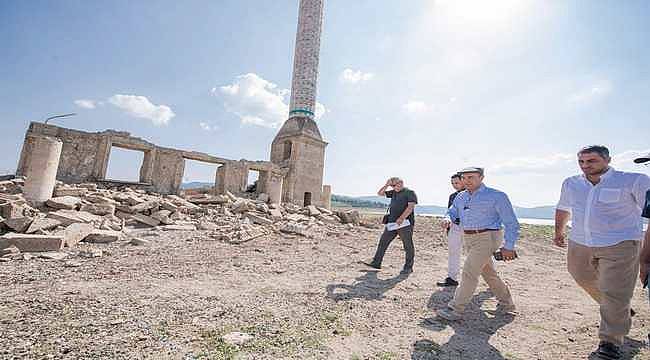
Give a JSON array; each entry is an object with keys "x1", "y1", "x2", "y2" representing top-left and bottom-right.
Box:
[{"x1": 0, "y1": 178, "x2": 366, "y2": 262}]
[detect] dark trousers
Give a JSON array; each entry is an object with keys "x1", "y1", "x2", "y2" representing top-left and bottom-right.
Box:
[{"x1": 372, "y1": 225, "x2": 415, "y2": 269}]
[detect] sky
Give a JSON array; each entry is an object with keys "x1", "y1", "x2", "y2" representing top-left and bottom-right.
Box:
[{"x1": 1, "y1": 0, "x2": 649, "y2": 207}]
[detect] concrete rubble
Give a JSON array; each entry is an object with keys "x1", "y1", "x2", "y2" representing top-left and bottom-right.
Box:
[{"x1": 0, "y1": 177, "x2": 363, "y2": 262}]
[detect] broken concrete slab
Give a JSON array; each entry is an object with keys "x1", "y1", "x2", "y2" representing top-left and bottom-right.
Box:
[
  {"x1": 80, "y1": 203, "x2": 115, "y2": 216},
  {"x1": 3, "y1": 216, "x2": 34, "y2": 233},
  {"x1": 84, "y1": 230, "x2": 122, "y2": 243},
  {"x1": 0, "y1": 233, "x2": 64, "y2": 252},
  {"x1": 46, "y1": 196, "x2": 82, "y2": 210},
  {"x1": 26, "y1": 217, "x2": 62, "y2": 234},
  {"x1": 197, "y1": 221, "x2": 218, "y2": 231},
  {"x1": 151, "y1": 210, "x2": 174, "y2": 224},
  {"x1": 187, "y1": 194, "x2": 229, "y2": 205},
  {"x1": 129, "y1": 237, "x2": 150, "y2": 246},
  {"x1": 231, "y1": 199, "x2": 251, "y2": 214},
  {"x1": 39, "y1": 251, "x2": 68, "y2": 260},
  {"x1": 158, "y1": 224, "x2": 196, "y2": 231},
  {"x1": 307, "y1": 205, "x2": 321, "y2": 216},
  {"x1": 1, "y1": 202, "x2": 24, "y2": 219},
  {"x1": 160, "y1": 201, "x2": 179, "y2": 212},
  {"x1": 54, "y1": 187, "x2": 87, "y2": 197},
  {"x1": 61, "y1": 223, "x2": 95, "y2": 247},
  {"x1": 131, "y1": 214, "x2": 161, "y2": 227},
  {"x1": 130, "y1": 200, "x2": 160, "y2": 213},
  {"x1": 85, "y1": 195, "x2": 118, "y2": 204},
  {"x1": 245, "y1": 213, "x2": 273, "y2": 226}
]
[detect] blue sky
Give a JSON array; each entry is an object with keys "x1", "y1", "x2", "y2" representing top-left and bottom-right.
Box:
[{"x1": 1, "y1": 0, "x2": 649, "y2": 206}]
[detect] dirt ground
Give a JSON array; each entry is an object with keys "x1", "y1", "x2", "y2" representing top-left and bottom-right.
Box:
[{"x1": 1, "y1": 215, "x2": 649, "y2": 359}]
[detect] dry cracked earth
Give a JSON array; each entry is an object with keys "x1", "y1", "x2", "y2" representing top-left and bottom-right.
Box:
[{"x1": 1, "y1": 215, "x2": 649, "y2": 359}]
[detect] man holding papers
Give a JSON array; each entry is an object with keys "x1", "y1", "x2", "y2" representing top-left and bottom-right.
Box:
[{"x1": 363, "y1": 177, "x2": 418, "y2": 274}]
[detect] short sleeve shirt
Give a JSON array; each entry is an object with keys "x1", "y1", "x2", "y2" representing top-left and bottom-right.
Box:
[
  {"x1": 385, "y1": 188, "x2": 418, "y2": 225},
  {"x1": 556, "y1": 168, "x2": 650, "y2": 246}
]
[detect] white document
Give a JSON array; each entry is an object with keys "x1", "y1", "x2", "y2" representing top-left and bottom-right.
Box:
[{"x1": 385, "y1": 219, "x2": 411, "y2": 231}]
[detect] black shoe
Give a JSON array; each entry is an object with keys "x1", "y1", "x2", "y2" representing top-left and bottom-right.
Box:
[
  {"x1": 361, "y1": 261, "x2": 381, "y2": 270},
  {"x1": 436, "y1": 277, "x2": 459, "y2": 287},
  {"x1": 400, "y1": 267, "x2": 413, "y2": 275},
  {"x1": 592, "y1": 342, "x2": 621, "y2": 360}
]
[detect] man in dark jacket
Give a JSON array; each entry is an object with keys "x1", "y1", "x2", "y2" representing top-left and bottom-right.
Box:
[
  {"x1": 363, "y1": 177, "x2": 418, "y2": 274},
  {"x1": 437, "y1": 173, "x2": 465, "y2": 287}
]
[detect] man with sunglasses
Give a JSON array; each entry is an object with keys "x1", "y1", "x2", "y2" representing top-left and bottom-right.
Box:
[{"x1": 436, "y1": 167, "x2": 519, "y2": 321}]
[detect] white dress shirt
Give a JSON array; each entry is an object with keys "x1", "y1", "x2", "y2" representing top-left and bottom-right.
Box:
[{"x1": 557, "y1": 167, "x2": 650, "y2": 247}]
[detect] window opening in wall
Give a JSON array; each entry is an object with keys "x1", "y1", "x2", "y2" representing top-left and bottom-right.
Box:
[
  {"x1": 182, "y1": 159, "x2": 222, "y2": 195},
  {"x1": 105, "y1": 146, "x2": 145, "y2": 182},
  {"x1": 304, "y1": 192, "x2": 312, "y2": 206},
  {"x1": 246, "y1": 169, "x2": 260, "y2": 193},
  {"x1": 283, "y1": 140, "x2": 292, "y2": 160}
]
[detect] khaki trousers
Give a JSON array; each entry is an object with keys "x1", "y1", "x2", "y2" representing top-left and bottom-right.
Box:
[
  {"x1": 449, "y1": 230, "x2": 514, "y2": 312},
  {"x1": 567, "y1": 240, "x2": 640, "y2": 346}
]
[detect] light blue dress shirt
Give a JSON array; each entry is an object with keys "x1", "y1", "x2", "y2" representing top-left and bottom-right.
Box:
[
  {"x1": 447, "y1": 184, "x2": 520, "y2": 250},
  {"x1": 557, "y1": 167, "x2": 650, "y2": 247}
]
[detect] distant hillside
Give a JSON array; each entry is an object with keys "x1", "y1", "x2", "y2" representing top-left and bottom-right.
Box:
[
  {"x1": 333, "y1": 194, "x2": 556, "y2": 220},
  {"x1": 331, "y1": 194, "x2": 387, "y2": 209},
  {"x1": 180, "y1": 181, "x2": 213, "y2": 189}
]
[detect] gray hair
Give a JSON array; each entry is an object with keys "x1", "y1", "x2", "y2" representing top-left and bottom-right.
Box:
[{"x1": 578, "y1": 145, "x2": 610, "y2": 160}]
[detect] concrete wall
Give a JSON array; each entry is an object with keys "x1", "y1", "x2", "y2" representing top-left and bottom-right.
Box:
[{"x1": 17, "y1": 122, "x2": 281, "y2": 196}]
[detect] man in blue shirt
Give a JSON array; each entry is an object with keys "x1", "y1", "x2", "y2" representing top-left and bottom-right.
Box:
[{"x1": 437, "y1": 167, "x2": 520, "y2": 321}]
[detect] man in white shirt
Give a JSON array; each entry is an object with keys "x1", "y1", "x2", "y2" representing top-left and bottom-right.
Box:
[{"x1": 554, "y1": 145, "x2": 650, "y2": 360}]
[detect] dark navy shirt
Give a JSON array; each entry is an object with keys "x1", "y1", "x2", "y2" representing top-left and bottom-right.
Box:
[{"x1": 386, "y1": 188, "x2": 418, "y2": 225}]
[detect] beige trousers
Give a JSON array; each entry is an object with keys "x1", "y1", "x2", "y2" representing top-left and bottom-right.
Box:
[
  {"x1": 448, "y1": 230, "x2": 514, "y2": 312},
  {"x1": 567, "y1": 240, "x2": 640, "y2": 346}
]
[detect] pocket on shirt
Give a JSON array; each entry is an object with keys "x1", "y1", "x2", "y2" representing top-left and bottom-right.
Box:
[{"x1": 598, "y1": 188, "x2": 621, "y2": 203}]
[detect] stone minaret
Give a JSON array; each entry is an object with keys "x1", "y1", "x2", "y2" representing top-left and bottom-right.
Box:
[{"x1": 270, "y1": 0, "x2": 329, "y2": 208}]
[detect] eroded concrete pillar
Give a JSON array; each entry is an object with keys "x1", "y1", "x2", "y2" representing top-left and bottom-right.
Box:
[
  {"x1": 268, "y1": 174, "x2": 284, "y2": 205},
  {"x1": 322, "y1": 184, "x2": 331, "y2": 209},
  {"x1": 24, "y1": 135, "x2": 62, "y2": 205}
]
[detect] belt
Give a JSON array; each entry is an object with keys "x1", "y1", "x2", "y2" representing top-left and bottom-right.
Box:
[{"x1": 463, "y1": 229, "x2": 499, "y2": 234}]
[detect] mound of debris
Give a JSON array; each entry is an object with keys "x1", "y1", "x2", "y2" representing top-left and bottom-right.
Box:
[{"x1": 0, "y1": 178, "x2": 365, "y2": 262}]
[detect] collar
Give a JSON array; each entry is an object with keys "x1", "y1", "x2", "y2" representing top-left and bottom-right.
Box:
[
  {"x1": 581, "y1": 166, "x2": 615, "y2": 183},
  {"x1": 467, "y1": 184, "x2": 486, "y2": 195}
]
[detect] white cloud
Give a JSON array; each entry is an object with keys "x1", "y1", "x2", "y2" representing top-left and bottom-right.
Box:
[
  {"x1": 568, "y1": 81, "x2": 612, "y2": 104},
  {"x1": 491, "y1": 149, "x2": 650, "y2": 175},
  {"x1": 402, "y1": 100, "x2": 429, "y2": 114},
  {"x1": 217, "y1": 73, "x2": 326, "y2": 128},
  {"x1": 340, "y1": 68, "x2": 374, "y2": 84},
  {"x1": 108, "y1": 94, "x2": 174, "y2": 126},
  {"x1": 74, "y1": 99, "x2": 97, "y2": 109},
  {"x1": 199, "y1": 122, "x2": 219, "y2": 132},
  {"x1": 491, "y1": 153, "x2": 574, "y2": 175}
]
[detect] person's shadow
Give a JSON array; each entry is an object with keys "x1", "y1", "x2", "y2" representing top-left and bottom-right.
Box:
[
  {"x1": 326, "y1": 270, "x2": 410, "y2": 301},
  {"x1": 413, "y1": 289, "x2": 515, "y2": 360}
]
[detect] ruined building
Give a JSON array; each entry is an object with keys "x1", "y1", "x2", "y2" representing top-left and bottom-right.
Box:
[{"x1": 13, "y1": 0, "x2": 331, "y2": 209}]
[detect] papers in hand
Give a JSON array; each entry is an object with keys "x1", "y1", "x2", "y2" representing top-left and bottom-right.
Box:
[{"x1": 385, "y1": 219, "x2": 410, "y2": 231}]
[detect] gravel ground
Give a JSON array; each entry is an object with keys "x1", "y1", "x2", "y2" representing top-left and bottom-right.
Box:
[{"x1": 1, "y1": 215, "x2": 649, "y2": 359}]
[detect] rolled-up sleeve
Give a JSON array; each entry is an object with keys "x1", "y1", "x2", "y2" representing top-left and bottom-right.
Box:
[
  {"x1": 495, "y1": 192, "x2": 520, "y2": 250},
  {"x1": 556, "y1": 178, "x2": 572, "y2": 213}
]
